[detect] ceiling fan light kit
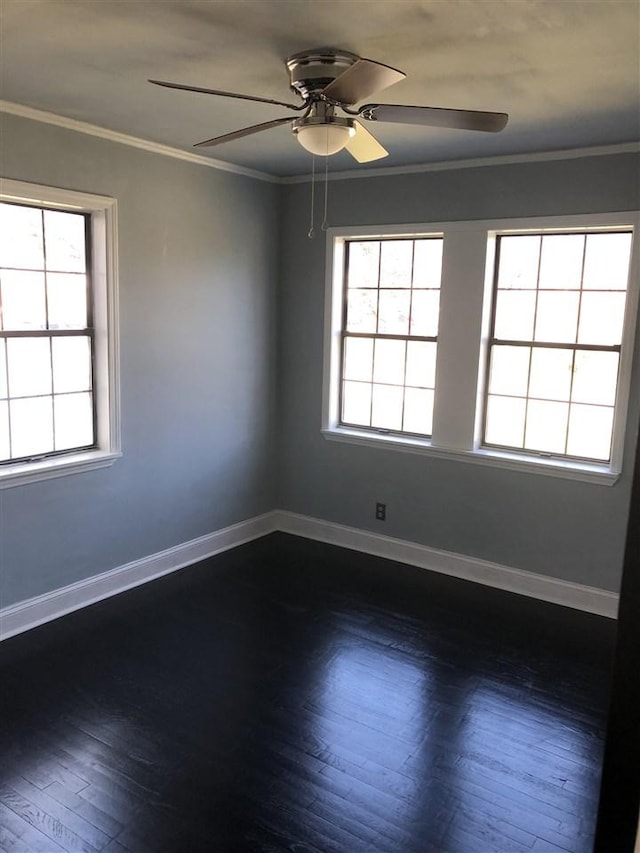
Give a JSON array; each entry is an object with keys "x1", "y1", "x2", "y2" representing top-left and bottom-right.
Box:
[
  {"x1": 294, "y1": 117, "x2": 355, "y2": 156},
  {"x1": 149, "y1": 47, "x2": 508, "y2": 163}
]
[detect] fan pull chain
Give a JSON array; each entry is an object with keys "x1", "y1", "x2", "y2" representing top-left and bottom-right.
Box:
[
  {"x1": 307, "y1": 155, "x2": 316, "y2": 239},
  {"x1": 321, "y1": 152, "x2": 329, "y2": 231}
]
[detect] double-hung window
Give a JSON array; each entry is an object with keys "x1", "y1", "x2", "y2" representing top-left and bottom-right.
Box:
[
  {"x1": 484, "y1": 231, "x2": 632, "y2": 462},
  {"x1": 323, "y1": 214, "x2": 639, "y2": 483},
  {"x1": 0, "y1": 180, "x2": 120, "y2": 487},
  {"x1": 340, "y1": 237, "x2": 443, "y2": 437}
]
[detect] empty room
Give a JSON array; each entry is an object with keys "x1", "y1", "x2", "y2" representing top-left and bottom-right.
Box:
[{"x1": 1, "y1": 2, "x2": 639, "y2": 851}]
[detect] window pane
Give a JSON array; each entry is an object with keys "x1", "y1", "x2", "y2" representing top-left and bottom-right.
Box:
[
  {"x1": 379, "y1": 241, "x2": 413, "y2": 288},
  {"x1": 54, "y1": 392, "x2": 94, "y2": 451},
  {"x1": 412, "y1": 239, "x2": 443, "y2": 288},
  {"x1": 10, "y1": 396, "x2": 54, "y2": 458},
  {"x1": 497, "y1": 235, "x2": 540, "y2": 290},
  {"x1": 494, "y1": 290, "x2": 536, "y2": 340},
  {"x1": 7, "y1": 337, "x2": 52, "y2": 397},
  {"x1": 371, "y1": 384, "x2": 403, "y2": 430},
  {"x1": 347, "y1": 242, "x2": 380, "y2": 288},
  {"x1": 528, "y1": 348, "x2": 573, "y2": 401},
  {"x1": 485, "y1": 395, "x2": 526, "y2": 447},
  {"x1": 577, "y1": 292, "x2": 626, "y2": 345},
  {"x1": 347, "y1": 289, "x2": 377, "y2": 333},
  {"x1": 534, "y1": 291, "x2": 580, "y2": 343},
  {"x1": 0, "y1": 340, "x2": 6, "y2": 399},
  {"x1": 378, "y1": 289, "x2": 410, "y2": 335},
  {"x1": 0, "y1": 203, "x2": 44, "y2": 269},
  {"x1": 343, "y1": 337, "x2": 373, "y2": 382},
  {"x1": 567, "y1": 404, "x2": 614, "y2": 461},
  {"x1": 341, "y1": 238, "x2": 441, "y2": 440},
  {"x1": 51, "y1": 336, "x2": 92, "y2": 393},
  {"x1": 524, "y1": 400, "x2": 569, "y2": 454},
  {"x1": 538, "y1": 234, "x2": 584, "y2": 290},
  {"x1": 488, "y1": 345, "x2": 530, "y2": 397},
  {"x1": 373, "y1": 338, "x2": 405, "y2": 385},
  {"x1": 342, "y1": 381, "x2": 371, "y2": 426},
  {"x1": 409, "y1": 290, "x2": 440, "y2": 337},
  {"x1": 486, "y1": 228, "x2": 633, "y2": 463},
  {"x1": 0, "y1": 191, "x2": 104, "y2": 468},
  {"x1": 44, "y1": 210, "x2": 86, "y2": 273},
  {"x1": 47, "y1": 273, "x2": 88, "y2": 329},
  {"x1": 0, "y1": 401, "x2": 9, "y2": 460},
  {"x1": 572, "y1": 351, "x2": 619, "y2": 406},
  {"x1": 1, "y1": 270, "x2": 47, "y2": 330},
  {"x1": 405, "y1": 341, "x2": 436, "y2": 388},
  {"x1": 583, "y1": 232, "x2": 632, "y2": 290},
  {"x1": 403, "y1": 387, "x2": 433, "y2": 435}
]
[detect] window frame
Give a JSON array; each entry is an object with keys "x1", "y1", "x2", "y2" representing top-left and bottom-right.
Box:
[
  {"x1": 482, "y1": 230, "x2": 632, "y2": 464},
  {"x1": 338, "y1": 235, "x2": 443, "y2": 439},
  {"x1": 322, "y1": 214, "x2": 640, "y2": 485},
  {"x1": 0, "y1": 179, "x2": 121, "y2": 488}
]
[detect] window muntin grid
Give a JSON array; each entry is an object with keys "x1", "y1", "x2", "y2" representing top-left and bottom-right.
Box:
[
  {"x1": 483, "y1": 230, "x2": 633, "y2": 462},
  {"x1": 340, "y1": 237, "x2": 443, "y2": 438},
  {"x1": 0, "y1": 202, "x2": 96, "y2": 464}
]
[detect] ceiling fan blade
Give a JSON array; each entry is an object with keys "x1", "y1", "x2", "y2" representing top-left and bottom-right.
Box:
[
  {"x1": 194, "y1": 117, "x2": 292, "y2": 148},
  {"x1": 359, "y1": 103, "x2": 509, "y2": 133},
  {"x1": 345, "y1": 121, "x2": 388, "y2": 163},
  {"x1": 321, "y1": 59, "x2": 405, "y2": 105},
  {"x1": 149, "y1": 79, "x2": 304, "y2": 111}
]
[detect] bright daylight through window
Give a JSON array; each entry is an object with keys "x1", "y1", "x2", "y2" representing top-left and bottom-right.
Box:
[
  {"x1": 485, "y1": 232, "x2": 633, "y2": 462},
  {"x1": 323, "y1": 215, "x2": 638, "y2": 483},
  {"x1": 0, "y1": 203, "x2": 94, "y2": 461},
  {"x1": 341, "y1": 238, "x2": 442, "y2": 437},
  {"x1": 0, "y1": 181, "x2": 119, "y2": 487}
]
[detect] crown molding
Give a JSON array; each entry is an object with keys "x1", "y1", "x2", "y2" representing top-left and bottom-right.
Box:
[
  {"x1": 0, "y1": 100, "x2": 277, "y2": 183},
  {"x1": 2, "y1": 100, "x2": 638, "y2": 186},
  {"x1": 281, "y1": 141, "x2": 640, "y2": 184}
]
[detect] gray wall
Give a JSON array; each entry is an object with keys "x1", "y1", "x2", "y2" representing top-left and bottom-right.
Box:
[
  {"x1": 278, "y1": 154, "x2": 640, "y2": 591},
  {"x1": 2, "y1": 117, "x2": 638, "y2": 608},
  {"x1": 1, "y1": 113, "x2": 280, "y2": 606}
]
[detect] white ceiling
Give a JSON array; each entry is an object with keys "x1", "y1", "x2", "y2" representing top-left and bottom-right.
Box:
[{"x1": 1, "y1": 0, "x2": 639, "y2": 178}]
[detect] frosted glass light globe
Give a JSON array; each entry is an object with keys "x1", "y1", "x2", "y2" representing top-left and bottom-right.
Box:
[{"x1": 296, "y1": 123, "x2": 355, "y2": 156}]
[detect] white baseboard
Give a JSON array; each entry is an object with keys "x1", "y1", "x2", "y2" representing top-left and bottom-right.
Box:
[
  {"x1": 274, "y1": 510, "x2": 620, "y2": 619},
  {"x1": 0, "y1": 508, "x2": 619, "y2": 642},
  {"x1": 0, "y1": 511, "x2": 279, "y2": 641}
]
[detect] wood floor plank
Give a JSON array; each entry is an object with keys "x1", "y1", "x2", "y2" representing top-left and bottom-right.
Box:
[
  {"x1": 0, "y1": 795, "x2": 86, "y2": 853},
  {"x1": 2, "y1": 776, "x2": 111, "y2": 850},
  {"x1": 43, "y1": 782, "x2": 123, "y2": 839},
  {"x1": 0, "y1": 533, "x2": 615, "y2": 853},
  {"x1": 3, "y1": 755, "x2": 90, "y2": 797},
  {"x1": 0, "y1": 802, "x2": 70, "y2": 853},
  {"x1": 0, "y1": 821, "x2": 41, "y2": 853},
  {"x1": 100, "y1": 841, "x2": 129, "y2": 853}
]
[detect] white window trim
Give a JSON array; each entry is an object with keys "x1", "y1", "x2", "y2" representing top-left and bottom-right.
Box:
[
  {"x1": 0, "y1": 179, "x2": 121, "y2": 488},
  {"x1": 322, "y1": 213, "x2": 640, "y2": 486}
]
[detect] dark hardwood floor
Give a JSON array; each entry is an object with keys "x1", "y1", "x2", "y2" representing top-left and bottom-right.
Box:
[{"x1": 0, "y1": 533, "x2": 616, "y2": 853}]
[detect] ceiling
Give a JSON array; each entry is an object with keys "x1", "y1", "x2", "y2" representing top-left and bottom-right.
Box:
[{"x1": 1, "y1": 0, "x2": 639, "y2": 178}]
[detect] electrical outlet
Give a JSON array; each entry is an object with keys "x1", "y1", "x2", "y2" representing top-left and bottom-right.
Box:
[{"x1": 375, "y1": 502, "x2": 386, "y2": 521}]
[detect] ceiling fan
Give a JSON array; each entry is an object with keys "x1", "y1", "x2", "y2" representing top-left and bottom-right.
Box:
[{"x1": 150, "y1": 48, "x2": 509, "y2": 163}]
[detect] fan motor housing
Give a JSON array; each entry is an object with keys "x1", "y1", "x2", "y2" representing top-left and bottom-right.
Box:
[{"x1": 286, "y1": 48, "x2": 358, "y2": 99}]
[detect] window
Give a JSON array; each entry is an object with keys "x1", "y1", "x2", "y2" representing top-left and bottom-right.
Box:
[
  {"x1": 0, "y1": 180, "x2": 120, "y2": 487},
  {"x1": 323, "y1": 215, "x2": 639, "y2": 484},
  {"x1": 484, "y1": 232, "x2": 633, "y2": 462},
  {"x1": 341, "y1": 237, "x2": 443, "y2": 437}
]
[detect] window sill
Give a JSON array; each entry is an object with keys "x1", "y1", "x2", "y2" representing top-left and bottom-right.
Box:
[
  {"x1": 0, "y1": 449, "x2": 122, "y2": 489},
  {"x1": 321, "y1": 427, "x2": 620, "y2": 486}
]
